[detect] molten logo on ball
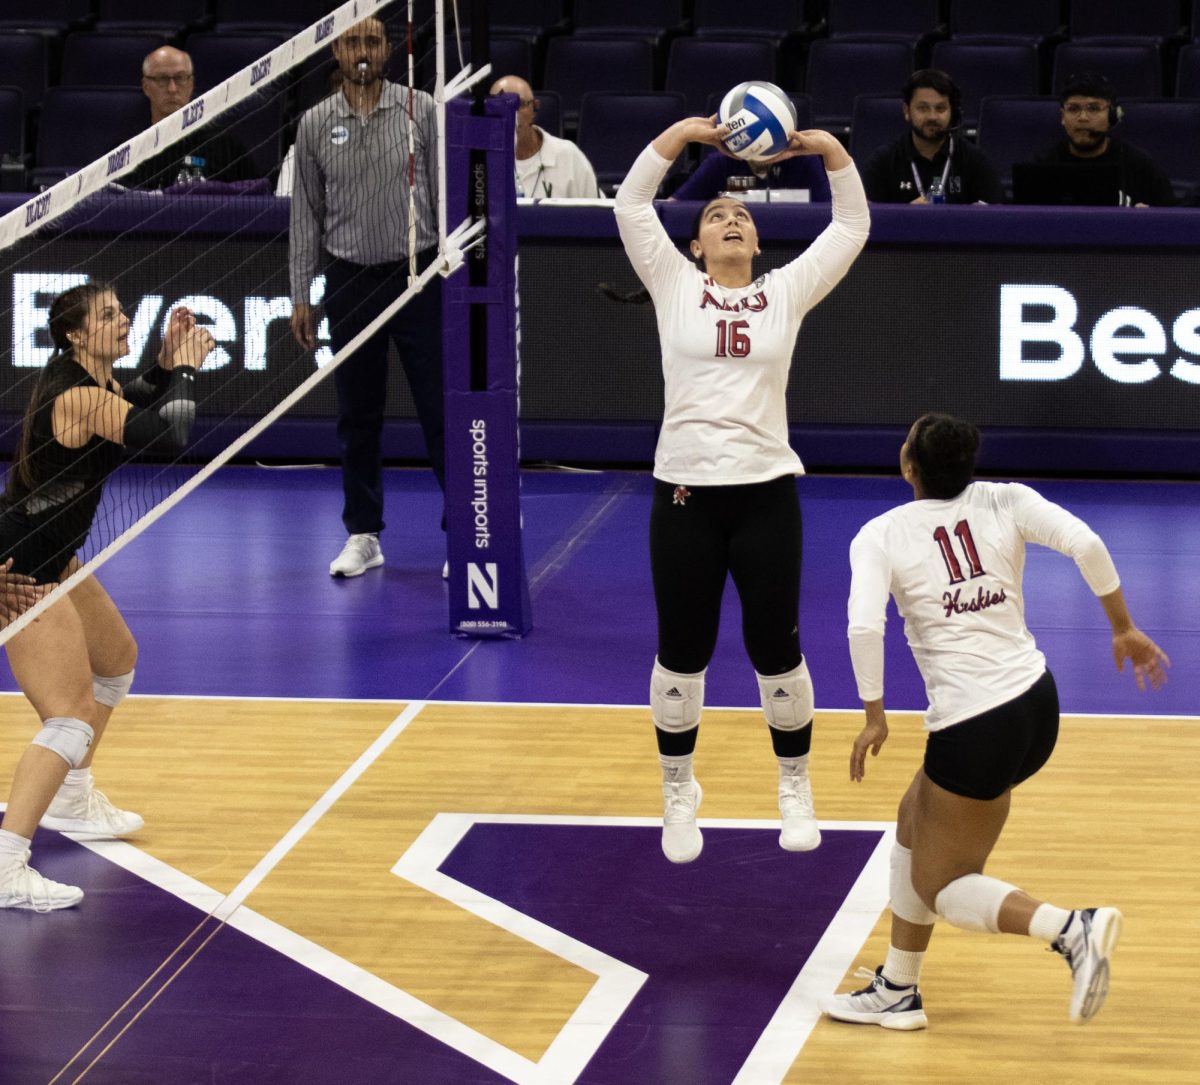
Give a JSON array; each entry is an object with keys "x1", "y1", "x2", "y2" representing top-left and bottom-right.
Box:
[{"x1": 718, "y1": 81, "x2": 797, "y2": 161}]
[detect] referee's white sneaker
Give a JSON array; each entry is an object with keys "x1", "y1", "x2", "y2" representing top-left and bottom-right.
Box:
[
  {"x1": 41, "y1": 778, "x2": 144, "y2": 839},
  {"x1": 329, "y1": 533, "x2": 383, "y2": 577},
  {"x1": 1051, "y1": 906, "x2": 1123, "y2": 1023},
  {"x1": 0, "y1": 851, "x2": 83, "y2": 911},
  {"x1": 662, "y1": 778, "x2": 702, "y2": 863},
  {"x1": 778, "y1": 773, "x2": 821, "y2": 851},
  {"x1": 820, "y1": 966, "x2": 928, "y2": 1031}
]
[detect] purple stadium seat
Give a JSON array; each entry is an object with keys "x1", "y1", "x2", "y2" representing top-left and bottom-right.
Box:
[
  {"x1": 578, "y1": 91, "x2": 688, "y2": 192},
  {"x1": 1115, "y1": 99, "x2": 1200, "y2": 198},
  {"x1": 543, "y1": 38, "x2": 654, "y2": 129},
  {"x1": 1051, "y1": 43, "x2": 1162, "y2": 99},
  {"x1": 0, "y1": 0, "x2": 92, "y2": 33},
  {"x1": 95, "y1": 0, "x2": 211, "y2": 34},
  {"x1": 693, "y1": 0, "x2": 805, "y2": 39},
  {"x1": 0, "y1": 32, "x2": 48, "y2": 111},
  {"x1": 61, "y1": 32, "x2": 172, "y2": 88},
  {"x1": 33, "y1": 86, "x2": 148, "y2": 189},
  {"x1": 186, "y1": 33, "x2": 289, "y2": 95},
  {"x1": 490, "y1": 0, "x2": 567, "y2": 39},
  {"x1": 420, "y1": 34, "x2": 535, "y2": 89},
  {"x1": 1069, "y1": 0, "x2": 1186, "y2": 44},
  {"x1": 573, "y1": 1, "x2": 686, "y2": 41},
  {"x1": 931, "y1": 41, "x2": 1040, "y2": 132},
  {"x1": 805, "y1": 39, "x2": 913, "y2": 131},
  {"x1": 0, "y1": 86, "x2": 25, "y2": 159},
  {"x1": 1178, "y1": 43, "x2": 1200, "y2": 96},
  {"x1": 213, "y1": 0, "x2": 318, "y2": 34},
  {"x1": 826, "y1": 0, "x2": 942, "y2": 45},
  {"x1": 666, "y1": 38, "x2": 779, "y2": 119},
  {"x1": 950, "y1": 0, "x2": 1064, "y2": 45},
  {"x1": 848, "y1": 95, "x2": 908, "y2": 165},
  {"x1": 975, "y1": 95, "x2": 1063, "y2": 193}
]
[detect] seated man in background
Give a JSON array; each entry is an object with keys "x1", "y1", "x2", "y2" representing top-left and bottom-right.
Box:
[
  {"x1": 489, "y1": 74, "x2": 600, "y2": 198},
  {"x1": 1036, "y1": 74, "x2": 1175, "y2": 207},
  {"x1": 123, "y1": 46, "x2": 257, "y2": 189},
  {"x1": 670, "y1": 144, "x2": 831, "y2": 202},
  {"x1": 862, "y1": 70, "x2": 1004, "y2": 204}
]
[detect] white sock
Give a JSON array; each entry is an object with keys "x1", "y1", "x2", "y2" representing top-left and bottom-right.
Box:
[
  {"x1": 882, "y1": 945, "x2": 924, "y2": 988},
  {"x1": 1029, "y1": 903, "x2": 1073, "y2": 943},
  {"x1": 659, "y1": 753, "x2": 694, "y2": 785},
  {"x1": 777, "y1": 754, "x2": 809, "y2": 779},
  {"x1": 60, "y1": 767, "x2": 92, "y2": 795},
  {"x1": 0, "y1": 828, "x2": 31, "y2": 858}
]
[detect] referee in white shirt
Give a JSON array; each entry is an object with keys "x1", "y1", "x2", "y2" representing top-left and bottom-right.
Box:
[
  {"x1": 614, "y1": 116, "x2": 869, "y2": 865},
  {"x1": 823, "y1": 413, "x2": 1169, "y2": 1030}
]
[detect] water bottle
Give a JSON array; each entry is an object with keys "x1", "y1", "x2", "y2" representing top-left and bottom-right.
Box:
[
  {"x1": 927, "y1": 175, "x2": 946, "y2": 204},
  {"x1": 174, "y1": 155, "x2": 207, "y2": 185}
]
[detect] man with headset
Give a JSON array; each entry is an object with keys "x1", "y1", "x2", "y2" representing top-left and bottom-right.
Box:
[
  {"x1": 861, "y1": 70, "x2": 1004, "y2": 204},
  {"x1": 1036, "y1": 73, "x2": 1175, "y2": 207}
]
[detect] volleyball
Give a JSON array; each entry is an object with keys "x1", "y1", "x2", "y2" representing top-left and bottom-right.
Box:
[{"x1": 718, "y1": 81, "x2": 797, "y2": 161}]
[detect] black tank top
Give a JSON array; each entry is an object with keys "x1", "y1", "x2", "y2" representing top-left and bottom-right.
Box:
[{"x1": 1, "y1": 353, "x2": 124, "y2": 562}]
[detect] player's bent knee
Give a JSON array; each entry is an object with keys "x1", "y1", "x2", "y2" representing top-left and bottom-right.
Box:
[
  {"x1": 31, "y1": 716, "x2": 94, "y2": 768},
  {"x1": 756, "y1": 659, "x2": 813, "y2": 730},
  {"x1": 650, "y1": 659, "x2": 705, "y2": 732},
  {"x1": 935, "y1": 873, "x2": 1018, "y2": 934},
  {"x1": 890, "y1": 843, "x2": 938, "y2": 926},
  {"x1": 93, "y1": 669, "x2": 134, "y2": 709}
]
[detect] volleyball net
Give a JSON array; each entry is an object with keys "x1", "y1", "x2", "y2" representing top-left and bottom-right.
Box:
[{"x1": 0, "y1": 0, "x2": 529, "y2": 646}]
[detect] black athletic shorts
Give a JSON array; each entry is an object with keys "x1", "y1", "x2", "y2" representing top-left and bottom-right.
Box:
[{"x1": 923, "y1": 669, "x2": 1059, "y2": 801}]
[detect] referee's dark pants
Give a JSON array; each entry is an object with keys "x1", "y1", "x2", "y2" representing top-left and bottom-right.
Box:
[{"x1": 323, "y1": 251, "x2": 445, "y2": 536}]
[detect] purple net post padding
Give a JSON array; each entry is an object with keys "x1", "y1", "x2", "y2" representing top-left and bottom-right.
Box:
[{"x1": 444, "y1": 94, "x2": 531, "y2": 638}]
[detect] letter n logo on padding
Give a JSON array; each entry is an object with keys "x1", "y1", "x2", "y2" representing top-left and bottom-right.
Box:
[{"x1": 467, "y1": 563, "x2": 499, "y2": 609}]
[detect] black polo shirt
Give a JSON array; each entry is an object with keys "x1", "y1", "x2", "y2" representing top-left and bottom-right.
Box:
[
  {"x1": 862, "y1": 133, "x2": 1005, "y2": 204},
  {"x1": 1037, "y1": 138, "x2": 1176, "y2": 207}
]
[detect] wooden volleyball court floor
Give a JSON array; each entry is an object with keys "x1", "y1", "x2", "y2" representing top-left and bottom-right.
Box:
[{"x1": 0, "y1": 466, "x2": 1196, "y2": 1084}]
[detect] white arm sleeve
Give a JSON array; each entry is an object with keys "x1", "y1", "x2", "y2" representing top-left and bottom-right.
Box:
[
  {"x1": 847, "y1": 528, "x2": 892, "y2": 701},
  {"x1": 779, "y1": 161, "x2": 870, "y2": 313},
  {"x1": 1003, "y1": 483, "x2": 1121, "y2": 596},
  {"x1": 613, "y1": 145, "x2": 693, "y2": 301}
]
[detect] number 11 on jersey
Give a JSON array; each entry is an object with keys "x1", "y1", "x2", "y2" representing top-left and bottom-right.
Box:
[{"x1": 933, "y1": 520, "x2": 986, "y2": 584}]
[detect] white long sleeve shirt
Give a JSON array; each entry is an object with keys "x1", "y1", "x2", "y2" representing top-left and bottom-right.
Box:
[
  {"x1": 614, "y1": 145, "x2": 869, "y2": 485},
  {"x1": 847, "y1": 481, "x2": 1120, "y2": 730}
]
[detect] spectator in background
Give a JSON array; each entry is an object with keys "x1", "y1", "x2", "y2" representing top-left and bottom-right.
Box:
[
  {"x1": 1037, "y1": 74, "x2": 1175, "y2": 207},
  {"x1": 671, "y1": 147, "x2": 831, "y2": 202},
  {"x1": 123, "y1": 46, "x2": 256, "y2": 189},
  {"x1": 862, "y1": 70, "x2": 1004, "y2": 204},
  {"x1": 489, "y1": 74, "x2": 600, "y2": 198}
]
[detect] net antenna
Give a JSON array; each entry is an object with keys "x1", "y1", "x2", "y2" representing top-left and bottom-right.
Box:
[{"x1": 0, "y1": 0, "x2": 494, "y2": 648}]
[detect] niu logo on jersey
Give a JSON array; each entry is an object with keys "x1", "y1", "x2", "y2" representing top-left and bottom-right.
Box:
[{"x1": 467, "y1": 562, "x2": 499, "y2": 609}]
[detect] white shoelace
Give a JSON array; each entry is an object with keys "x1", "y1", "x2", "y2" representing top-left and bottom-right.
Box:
[
  {"x1": 779, "y1": 776, "x2": 815, "y2": 816},
  {"x1": 4, "y1": 854, "x2": 59, "y2": 913},
  {"x1": 663, "y1": 782, "x2": 697, "y2": 825}
]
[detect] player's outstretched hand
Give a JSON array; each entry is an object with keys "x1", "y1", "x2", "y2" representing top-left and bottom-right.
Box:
[
  {"x1": 0, "y1": 558, "x2": 45, "y2": 626},
  {"x1": 158, "y1": 306, "x2": 195, "y2": 366},
  {"x1": 1113, "y1": 627, "x2": 1170, "y2": 691},
  {"x1": 850, "y1": 704, "x2": 889, "y2": 783},
  {"x1": 766, "y1": 129, "x2": 852, "y2": 172}
]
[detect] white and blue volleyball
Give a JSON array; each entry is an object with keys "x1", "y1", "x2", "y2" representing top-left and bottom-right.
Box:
[{"x1": 718, "y1": 81, "x2": 797, "y2": 161}]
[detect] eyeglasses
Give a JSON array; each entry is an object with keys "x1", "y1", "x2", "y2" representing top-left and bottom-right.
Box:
[
  {"x1": 145, "y1": 73, "x2": 194, "y2": 87},
  {"x1": 1062, "y1": 102, "x2": 1108, "y2": 116}
]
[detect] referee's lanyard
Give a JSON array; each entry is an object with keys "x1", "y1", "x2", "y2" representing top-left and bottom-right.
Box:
[{"x1": 911, "y1": 136, "x2": 954, "y2": 200}]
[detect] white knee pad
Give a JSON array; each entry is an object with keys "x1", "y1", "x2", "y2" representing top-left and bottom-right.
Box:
[
  {"x1": 650, "y1": 660, "x2": 705, "y2": 733},
  {"x1": 93, "y1": 669, "x2": 134, "y2": 708},
  {"x1": 757, "y1": 660, "x2": 814, "y2": 730},
  {"x1": 935, "y1": 873, "x2": 1019, "y2": 934},
  {"x1": 889, "y1": 843, "x2": 938, "y2": 926},
  {"x1": 31, "y1": 716, "x2": 94, "y2": 769}
]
